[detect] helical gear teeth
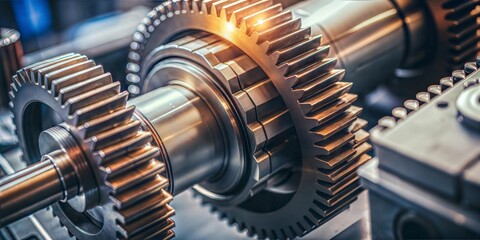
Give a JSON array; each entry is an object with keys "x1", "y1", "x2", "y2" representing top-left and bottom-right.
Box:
[
  {"x1": 442, "y1": 0, "x2": 480, "y2": 68},
  {"x1": 125, "y1": 0, "x2": 372, "y2": 238},
  {"x1": 11, "y1": 54, "x2": 174, "y2": 239}
]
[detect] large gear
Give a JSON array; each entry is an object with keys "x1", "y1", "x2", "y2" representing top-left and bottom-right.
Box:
[
  {"x1": 126, "y1": 0, "x2": 371, "y2": 238},
  {"x1": 10, "y1": 54, "x2": 175, "y2": 239},
  {"x1": 434, "y1": 0, "x2": 480, "y2": 71}
]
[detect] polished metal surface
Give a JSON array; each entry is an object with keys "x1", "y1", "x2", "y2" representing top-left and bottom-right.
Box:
[
  {"x1": 131, "y1": 85, "x2": 226, "y2": 195},
  {"x1": 457, "y1": 84, "x2": 480, "y2": 130},
  {"x1": 7, "y1": 54, "x2": 175, "y2": 239},
  {"x1": 125, "y1": 1, "x2": 371, "y2": 238},
  {"x1": 3, "y1": 0, "x2": 480, "y2": 239},
  {"x1": 288, "y1": 0, "x2": 411, "y2": 93},
  {"x1": 284, "y1": 0, "x2": 480, "y2": 95},
  {"x1": 361, "y1": 58, "x2": 480, "y2": 239},
  {"x1": 0, "y1": 160, "x2": 64, "y2": 227},
  {"x1": 2, "y1": 1, "x2": 371, "y2": 239},
  {"x1": 0, "y1": 28, "x2": 23, "y2": 108}
]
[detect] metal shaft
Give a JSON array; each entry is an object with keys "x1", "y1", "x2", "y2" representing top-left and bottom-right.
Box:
[
  {"x1": 0, "y1": 28, "x2": 23, "y2": 107},
  {"x1": 287, "y1": 0, "x2": 428, "y2": 93},
  {"x1": 130, "y1": 85, "x2": 226, "y2": 195},
  {"x1": 0, "y1": 150, "x2": 78, "y2": 227}
]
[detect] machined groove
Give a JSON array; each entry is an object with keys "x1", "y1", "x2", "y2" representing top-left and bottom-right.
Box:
[
  {"x1": 125, "y1": 1, "x2": 371, "y2": 238},
  {"x1": 10, "y1": 54, "x2": 174, "y2": 239}
]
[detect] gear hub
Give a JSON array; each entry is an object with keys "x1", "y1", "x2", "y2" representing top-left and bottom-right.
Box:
[{"x1": 0, "y1": 1, "x2": 371, "y2": 239}]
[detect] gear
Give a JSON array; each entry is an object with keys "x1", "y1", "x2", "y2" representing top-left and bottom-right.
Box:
[
  {"x1": 10, "y1": 54, "x2": 175, "y2": 239},
  {"x1": 438, "y1": 0, "x2": 480, "y2": 70},
  {"x1": 126, "y1": 1, "x2": 371, "y2": 238}
]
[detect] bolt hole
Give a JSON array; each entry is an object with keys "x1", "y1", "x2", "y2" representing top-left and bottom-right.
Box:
[
  {"x1": 437, "y1": 101, "x2": 449, "y2": 109},
  {"x1": 395, "y1": 212, "x2": 438, "y2": 240}
]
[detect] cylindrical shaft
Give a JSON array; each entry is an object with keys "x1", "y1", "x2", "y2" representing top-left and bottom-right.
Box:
[
  {"x1": 287, "y1": 0, "x2": 427, "y2": 94},
  {"x1": 130, "y1": 85, "x2": 226, "y2": 195},
  {"x1": 0, "y1": 149, "x2": 79, "y2": 227},
  {"x1": 0, "y1": 160, "x2": 63, "y2": 227},
  {"x1": 0, "y1": 28, "x2": 23, "y2": 107}
]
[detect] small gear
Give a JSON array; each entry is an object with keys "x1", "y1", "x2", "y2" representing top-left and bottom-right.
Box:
[
  {"x1": 10, "y1": 54, "x2": 175, "y2": 239},
  {"x1": 126, "y1": 1, "x2": 371, "y2": 238}
]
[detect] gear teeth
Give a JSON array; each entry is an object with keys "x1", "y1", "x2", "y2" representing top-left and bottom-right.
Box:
[
  {"x1": 126, "y1": 1, "x2": 371, "y2": 238},
  {"x1": 26, "y1": 53, "x2": 79, "y2": 82},
  {"x1": 306, "y1": 93, "x2": 357, "y2": 127},
  {"x1": 312, "y1": 105, "x2": 361, "y2": 141},
  {"x1": 253, "y1": 11, "x2": 293, "y2": 35},
  {"x1": 315, "y1": 132, "x2": 355, "y2": 155},
  {"x1": 270, "y1": 33, "x2": 319, "y2": 64},
  {"x1": 221, "y1": 0, "x2": 251, "y2": 21},
  {"x1": 242, "y1": 4, "x2": 283, "y2": 33},
  {"x1": 392, "y1": 107, "x2": 408, "y2": 120},
  {"x1": 72, "y1": 91, "x2": 128, "y2": 126},
  {"x1": 290, "y1": 63, "x2": 343, "y2": 90},
  {"x1": 282, "y1": 46, "x2": 331, "y2": 75},
  {"x1": 87, "y1": 120, "x2": 141, "y2": 151},
  {"x1": 106, "y1": 159, "x2": 165, "y2": 192},
  {"x1": 52, "y1": 65, "x2": 104, "y2": 98},
  {"x1": 45, "y1": 60, "x2": 96, "y2": 89},
  {"x1": 115, "y1": 189, "x2": 172, "y2": 223},
  {"x1": 416, "y1": 92, "x2": 431, "y2": 105},
  {"x1": 101, "y1": 146, "x2": 159, "y2": 178},
  {"x1": 299, "y1": 82, "x2": 353, "y2": 114},
  {"x1": 464, "y1": 61, "x2": 478, "y2": 74},
  {"x1": 65, "y1": 82, "x2": 120, "y2": 115},
  {"x1": 79, "y1": 105, "x2": 135, "y2": 138},
  {"x1": 317, "y1": 145, "x2": 372, "y2": 183},
  {"x1": 317, "y1": 147, "x2": 356, "y2": 170},
  {"x1": 38, "y1": 56, "x2": 88, "y2": 87},
  {"x1": 117, "y1": 203, "x2": 175, "y2": 239},
  {"x1": 442, "y1": 0, "x2": 480, "y2": 68},
  {"x1": 12, "y1": 53, "x2": 175, "y2": 239},
  {"x1": 254, "y1": 18, "x2": 302, "y2": 44},
  {"x1": 95, "y1": 131, "x2": 152, "y2": 164},
  {"x1": 404, "y1": 99, "x2": 420, "y2": 113},
  {"x1": 112, "y1": 174, "x2": 168, "y2": 208},
  {"x1": 231, "y1": 0, "x2": 273, "y2": 26}
]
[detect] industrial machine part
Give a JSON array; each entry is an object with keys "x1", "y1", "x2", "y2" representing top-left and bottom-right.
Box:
[
  {"x1": 360, "y1": 59, "x2": 480, "y2": 239},
  {"x1": 0, "y1": 28, "x2": 22, "y2": 108},
  {"x1": 197, "y1": 0, "x2": 479, "y2": 95},
  {"x1": 0, "y1": 1, "x2": 371, "y2": 239},
  {"x1": 0, "y1": 149, "x2": 72, "y2": 240}
]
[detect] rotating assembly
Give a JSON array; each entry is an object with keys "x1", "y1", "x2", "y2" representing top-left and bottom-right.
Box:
[
  {"x1": 244, "y1": 0, "x2": 480, "y2": 95},
  {"x1": 0, "y1": 0, "x2": 371, "y2": 239}
]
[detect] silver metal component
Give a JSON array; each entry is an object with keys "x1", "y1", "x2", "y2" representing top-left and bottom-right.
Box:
[
  {"x1": 0, "y1": 160, "x2": 66, "y2": 227},
  {"x1": 286, "y1": 0, "x2": 480, "y2": 95},
  {"x1": 0, "y1": 28, "x2": 23, "y2": 107},
  {"x1": 457, "y1": 85, "x2": 480, "y2": 130},
  {"x1": 360, "y1": 62, "x2": 480, "y2": 239},
  {"x1": 130, "y1": 85, "x2": 227, "y2": 195},
  {"x1": 288, "y1": 0, "x2": 415, "y2": 93},
  {"x1": 126, "y1": 1, "x2": 371, "y2": 238},
  {"x1": 8, "y1": 54, "x2": 175, "y2": 239}
]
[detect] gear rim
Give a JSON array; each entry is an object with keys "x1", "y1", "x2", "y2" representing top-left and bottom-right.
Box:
[
  {"x1": 10, "y1": 54, "x2": 175, "y2": 240},
  {"x1": 126, "y1": 1, "x2": 371, "y2": 238}
]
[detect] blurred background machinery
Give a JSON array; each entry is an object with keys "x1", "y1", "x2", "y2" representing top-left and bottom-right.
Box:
[
  {"x1": 360, "y1": 58, "x2": 480, "y2": 239},
  {"x1": 0, "y1": 0, "x2": 479, "y2": 239}
]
